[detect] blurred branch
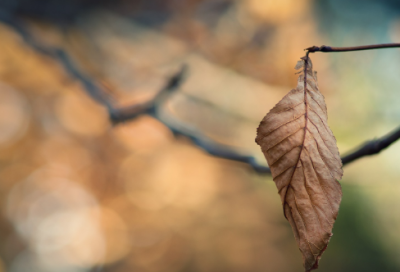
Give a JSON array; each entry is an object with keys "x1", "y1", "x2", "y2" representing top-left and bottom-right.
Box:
[
  {"x1": 341, "y1": 125, "x2": 400, "y2": 165},
  {"x1": 106, "y1": 66, "x2": 188, "y2": 124},
  {"x1": 0, "y1": 14, "x2": 271, "y2": 174},
  {"x1": 0, "y1": 14, "x2": 112, "y2": 106}
]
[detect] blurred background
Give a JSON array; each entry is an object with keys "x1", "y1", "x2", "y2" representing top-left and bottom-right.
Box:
[{"x1": 1, "y1": 0, "x2": 400, "y2": 271}]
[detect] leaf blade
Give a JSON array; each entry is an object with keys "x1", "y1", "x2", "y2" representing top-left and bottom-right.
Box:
[{"x1": 256, "y1": 56, "x2": 343, "y2": 272}]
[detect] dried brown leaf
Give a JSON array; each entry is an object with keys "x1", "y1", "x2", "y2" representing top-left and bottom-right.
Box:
[{"x1": 256, "y1": 56, "x2": 343, "y2": 272}]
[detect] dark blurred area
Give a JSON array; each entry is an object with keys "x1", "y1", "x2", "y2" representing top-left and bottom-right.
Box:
[{"x1": 1, "y1": 0, "x2": 400, "y2": 272}]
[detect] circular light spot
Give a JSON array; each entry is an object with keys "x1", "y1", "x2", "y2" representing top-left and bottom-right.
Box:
[
  {"x1": 0, "y1": 83, "x2": 29, "y2": 146},
  {"x1": 113, "y1": 115, "x2": 172, "y2": 153},
  {"x1": 55, "y1": 91, "x2": 109, "y2": 137}
]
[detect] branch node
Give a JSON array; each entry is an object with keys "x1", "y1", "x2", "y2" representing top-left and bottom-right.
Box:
[{"x1": 305, "y1": 45, "x2": 320, "y2": 53}]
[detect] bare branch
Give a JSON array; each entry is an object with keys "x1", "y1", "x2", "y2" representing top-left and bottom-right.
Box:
[
  {"x1": 169, "y1": 133, "x2": 272, "y2": 174},
  {"x1": 5, "y1": 15, "x2": 399, "y2": 175},
  {"x1": 1, "y1": 16, "x2": 271, "y2": 173},
  {"x1": 0, "y1": 15, "x2": 113, "y2": 107},
  {"x1": 341, "y1": 125, "x2": 400, "y2": 165},
  {"x1": 306, "y1": 43, "x2": 400, "y2": 53},
  {"x1": 108, "y1": 65, "x2": 188, "y2": 124}
]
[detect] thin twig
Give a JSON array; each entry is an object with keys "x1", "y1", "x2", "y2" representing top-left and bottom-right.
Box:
[{"x1": 306, "y1": 43, "x2": 400, "y2": 53}]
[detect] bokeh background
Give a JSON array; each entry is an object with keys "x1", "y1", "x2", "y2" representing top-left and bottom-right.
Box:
[{"x1": 1, "y1": 0, "x2": 400, "y2": 271}]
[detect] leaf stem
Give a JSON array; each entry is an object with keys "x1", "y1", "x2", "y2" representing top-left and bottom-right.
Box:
[{"x1": 306, "y1": 43, "x2": 400, "y2": 53}]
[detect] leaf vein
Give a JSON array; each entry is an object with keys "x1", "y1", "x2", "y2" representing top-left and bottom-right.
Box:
[
  {"x1": 306, "y1": 126, "x2": 341, "y2": 165},
  {"x1": 300, "y1": 159, "x2": 333, "y2": 236},
  {"x1": 307, "y1": 90, "x2": 327, "y2": 114},
  {"x1": 272, "y1": 101, "x2": 304, "y2": 114},
  {"x1": 269, "y1": 145, "x2": 302, "y2": 167},
  {"x1": 308, "y1": 107, "x2": 332, "y2": 135},
  {"x1": 302, "y1": 147, "x2": 335, "y2": 218},
  {"x1": 292, "y1": 188, "x2": 317, "y2": 261},
  {"x1": 261, "y1": 114, "x2": 306, "y2": 138},
  {"x1": 266, "y1": 128, "x2": 303, "y2": 152}
]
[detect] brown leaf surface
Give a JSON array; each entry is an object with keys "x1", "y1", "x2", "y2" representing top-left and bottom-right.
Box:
[{"x1": 256, "y1": 56, "x2": 343, "y2": 271}]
